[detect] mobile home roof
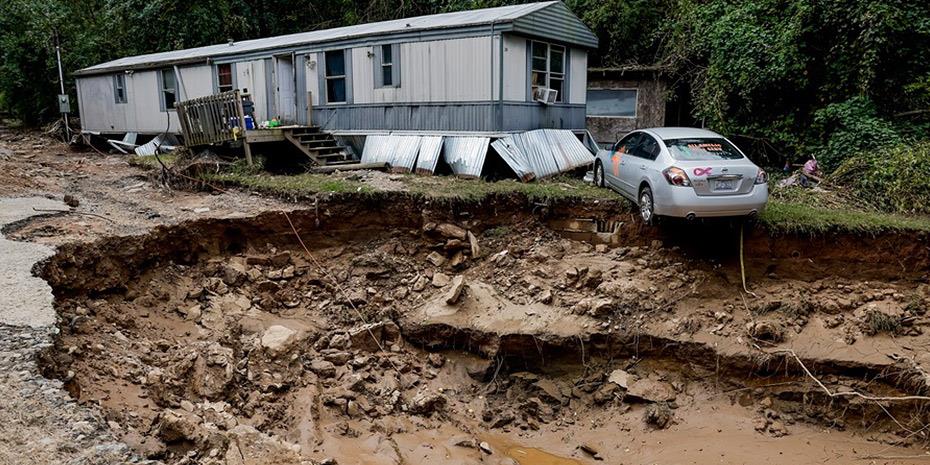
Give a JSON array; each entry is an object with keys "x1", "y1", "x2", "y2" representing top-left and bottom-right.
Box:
[{"x1": 75, "y1": 1, "x2": 597, "y2": 76}]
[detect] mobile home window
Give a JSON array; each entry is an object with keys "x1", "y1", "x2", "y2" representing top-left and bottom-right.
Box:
[
  {"x1": 113, "y1": 74, "x2": 127, "y2": 104},
  {"x1": 217, "y1": 63, "x2": 234, "y2": 93},
  {"x1": 325, "y1": 50, "x2": 347, "y2": 104},
  {"x1": 159, "y1": 69, "x2": 177, "y2": 111},
  {"x1": 530, "y1": 41, "x2": 565, "y2": 103},
  {"x1": 586, "y1": 89, "x2": 637, "y2": 117},
  {"x1": 381, "y1": 44, "x2": 393, "y2": 86}
]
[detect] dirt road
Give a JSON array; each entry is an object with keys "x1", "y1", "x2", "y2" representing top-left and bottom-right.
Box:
[{"x1": 2, "y1": 128, "x2": 929, "y2": 465}]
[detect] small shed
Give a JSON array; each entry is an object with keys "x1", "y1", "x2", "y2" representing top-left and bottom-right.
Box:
[{"x1": 585, "y1": 66, "x2": 669, "y2": 147}]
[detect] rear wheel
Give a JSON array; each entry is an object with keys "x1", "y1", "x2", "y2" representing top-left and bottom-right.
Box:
[
  {"x1": 594, "y1": 161, "x2": 605, "y2": 187},
  {"x1": 639, "y1": 186, "x2": 655, "y2": 225}
]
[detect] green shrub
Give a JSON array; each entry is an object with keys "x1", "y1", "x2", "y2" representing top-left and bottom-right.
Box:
[
  {"x1": 831, "y1": 141, "x2": 930, "y2": 215},
  {"x1": 811, "y1": 97, "x2": 903, "y2": 171}
]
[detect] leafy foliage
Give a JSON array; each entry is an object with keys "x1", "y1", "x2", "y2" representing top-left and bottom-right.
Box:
[
  {"x1": 665, "y1": 0, "x2": 930, "y2": 168},
  {"x1": 831, "y1": 141, "x2": 930, "y2": 215}
]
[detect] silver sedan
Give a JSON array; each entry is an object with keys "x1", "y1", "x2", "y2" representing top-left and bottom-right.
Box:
[{"x1": 593, "y1": 127, "x2": 768, "y2": 224}]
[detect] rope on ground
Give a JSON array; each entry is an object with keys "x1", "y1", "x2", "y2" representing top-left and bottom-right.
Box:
[
  {"x1": 153, "y1": 169, "x2": 396, "y2": 367},
  {"x1": 281, "y1": 210, "x2": 397, "y2": 370},
  {"x1": 739, "y1": 223, "x2": 757, "y2": 297},
  {"x1": 773, "y1": 348, "x2": 930, "y2": 403}
]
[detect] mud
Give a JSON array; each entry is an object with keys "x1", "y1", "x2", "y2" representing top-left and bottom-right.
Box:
[{"x1": 33, "y1": 195, "x2": 930, "y2": 465}]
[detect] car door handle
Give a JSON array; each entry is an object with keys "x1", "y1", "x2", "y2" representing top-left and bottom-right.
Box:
[{"x1": 639, "y1": 165, "x2": 646, "y2": 170}]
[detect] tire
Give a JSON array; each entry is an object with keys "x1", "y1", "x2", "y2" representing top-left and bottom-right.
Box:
[
  {"x1": 594, "y1": 161, "x2": 605, "y2": 187},
  {"x1": 638, "y1": 186, "x2": 655, "y2": 225}
]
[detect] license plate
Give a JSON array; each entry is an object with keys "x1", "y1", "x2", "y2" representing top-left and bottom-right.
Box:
[{"x1": 714, "y1": 179, "x2": 736, "y2": 191}]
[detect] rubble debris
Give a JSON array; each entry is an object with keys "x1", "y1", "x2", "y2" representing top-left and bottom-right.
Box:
[{"x1": 445, "y1": 276, "x2": 467, "y2": 305}]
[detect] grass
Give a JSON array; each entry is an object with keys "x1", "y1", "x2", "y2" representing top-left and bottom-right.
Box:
[
  {"x1": 207, "y1": 171, "x2": 374, "y2": 195},
  {"x1": 759, "y1": 199, "x2": 930, "y2": 234},
  {"x1": 128, "y1": 153, "x2": 179, "y2": 170},
  {"x1": 865, "y1": 310, "x2": 902, "y2": 335},
  {"x1": 203, "y1": 170, "x2": 629, "y2": 203},
  {"x1": 181, "y1": 161, "x2": 930, "y2": 234}
]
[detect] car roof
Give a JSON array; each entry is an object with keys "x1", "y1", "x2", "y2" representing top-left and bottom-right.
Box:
[{"x1": 637, "y1": 127, "x2": 725, "y2": 140}]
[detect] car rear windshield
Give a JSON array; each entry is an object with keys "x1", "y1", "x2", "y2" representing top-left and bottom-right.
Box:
[{"x1": 664, "y1": 138, "x2": 744, "y2": 161}]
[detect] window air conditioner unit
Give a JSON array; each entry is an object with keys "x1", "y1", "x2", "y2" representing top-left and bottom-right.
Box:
[{"x1": 533, "y1": 87, "x2": 558, "y2": 105}]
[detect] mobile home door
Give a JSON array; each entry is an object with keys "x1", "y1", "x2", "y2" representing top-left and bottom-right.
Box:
[{"x1": 273, "y1": 54, "x2": 298, "y2": 124}]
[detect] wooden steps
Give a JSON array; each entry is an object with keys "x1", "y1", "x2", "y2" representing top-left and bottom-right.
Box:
[{"x1": 282, "y1": 127, "x2": 353, "y2": 165}]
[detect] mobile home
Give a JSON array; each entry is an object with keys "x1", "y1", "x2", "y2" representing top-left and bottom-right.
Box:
[{"x1": 74, "y1": 1, "x2": 599, "y2": 178}]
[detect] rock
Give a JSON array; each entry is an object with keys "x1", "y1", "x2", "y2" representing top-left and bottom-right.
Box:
[
  {"x1": 467, "y1": 230, "x2": 481, "y2": 257},
  {"x1": 537, "y1": 289, "x2": 553, "y2": 304},
  {"x1": 607, "y1": 369, "x2": 631, "y2": 389},
  {"x1": 532, "y1": 379, "x2": 565, "y2": 405},
  {"x1": 260, "y1": 325, "x2": 298, "y2": 353},
  {"x1": 63, "y1": 194, "x2": 79, "y2": 208},
  {"x1": 155, "y1": 410, "x2": 201, "y2": 443},
  {"x1": 432, "y1": 273, "x2": 451, "y2": 288},
  {"x1": 593, "y1": 383, "x2": 620, "y2": 404},
  {"x1": 408, "y1": 390, "x2": 447, "y2": 415},
  {"x1": 579, "y1": 443, "x2": 603, "y2": 461},
  {"x1": 452, "y1": 437, "x2": 477, "y2": 449},
  {"x1": 310, "y1": 360, "x2": 337, "y2": 378},
  {"x1": 759, "y1": 397, "x2": 773, "y2": 409},
  {"x1": 222, "y1": 260, "x2": 248, "y2": 286},
  {"x1": 179, "y1": 304, "x2": 202, "y2": 321},
  {"x1": 479, "y1": 441, "x2": 493, "y2": 454},
  {"x1": 269, "y1": 251, "x2": 292, "y2": 267},
  {"x1": 444, "y1": 239, "x2": 467, "y2": 250},
  {"x1": 348, "y1": 321, "x2": 401, "y2": 352},
  {"x1": 323, "y1": 351, "x2": 351, "y2": 365},
  {"x1": 464, "y1": 358, "x2": 495, "y2": 381},
  {"x1": 426, "y1": 251, "x2": 446, "y2": 266},
  {"x1": 412, "y1": 275, "x2": 430, "y2": 292},
  {"x1": 427, "y1": 353, "x2": 445, "y2": 368},
  {"x1": 445, "y1": 276, "x2": 467, "y2": 305},
  {"x1": 747, "y1": 320, "x2": 785, "y2": 342},
  {"x1": 449, "y1": 251, "x2": 466, "y2": 268},
  {"x1": 644, "y1": 402, "x2": 673, "y2": 429},
  {"x1": 436, "y1": 223, "x2": 468, "y2": 240},
  {"x1": 626, "y1": 377, "x2": 675, "y2": 403}
]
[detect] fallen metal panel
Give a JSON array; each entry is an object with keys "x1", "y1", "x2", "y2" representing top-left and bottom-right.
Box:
[
  {"x1": 389, "y1": 136, "x2": 422, "y2": 173},
  {"x1": 443, "y1": 136, "x2": 489, "y2": 178},
  {"x1": 416, "y1": 136, "x2": 444, "y2": 175},
  {"x1": 492, "y1": 129, "x2": 594, "y2": 181},
  {"x1": 360, "y1": 135, "x2": 393, "y2": 164},
  {"x1": 490, "y1": 138, "x2": 535, "y2": 181},
  {"x1": 134, "y1": 134, "x2": 179, "y2": 156},
  {"x1": 360, "y1": 135, "x2": 422, "y2": 172}
]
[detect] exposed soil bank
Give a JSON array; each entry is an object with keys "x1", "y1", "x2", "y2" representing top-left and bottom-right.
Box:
[{"x1": 36, "y1": 194, "x2": 930, "y2": 465}]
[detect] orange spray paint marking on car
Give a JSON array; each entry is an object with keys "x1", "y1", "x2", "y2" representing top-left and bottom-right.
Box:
[{"x1": 611, "y1": 146, "x2": 625, "y2": 177}]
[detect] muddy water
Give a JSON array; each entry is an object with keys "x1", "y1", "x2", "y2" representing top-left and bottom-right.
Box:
[{"x1": 505, "y1": 446, "x2": 583, "y2": 465}]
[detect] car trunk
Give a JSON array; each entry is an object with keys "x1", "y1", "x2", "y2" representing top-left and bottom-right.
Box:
[{"x1": 676, "y1": 159, "x2": 759, "y2": 196}]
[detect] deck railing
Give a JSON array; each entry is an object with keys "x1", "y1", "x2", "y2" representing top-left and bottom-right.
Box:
[{"x1": 176, "y1": 90, "x2": 253, "y2": 164}]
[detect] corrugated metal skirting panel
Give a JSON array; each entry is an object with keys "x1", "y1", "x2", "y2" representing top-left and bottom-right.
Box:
[
  {"x1": 416, "y1": 136, "x2": 444, "y2": 174},
  {"x1": 491, "y1": 129, "x2": 594, "y2": 181},
  {"x1": 443, "y1": 136, "x2": 490, "y2": 178},
  {"x1": 360, "y1": 135, "x2": 421, "y2": 172}
]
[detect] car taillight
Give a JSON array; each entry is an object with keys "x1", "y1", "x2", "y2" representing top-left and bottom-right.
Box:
[
  {"x1": 755, "y1": 169, "x2": 768, "y2": 185},
  {"x1": 663, "y1": 167, "x2": 691, "y2": 187}
]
